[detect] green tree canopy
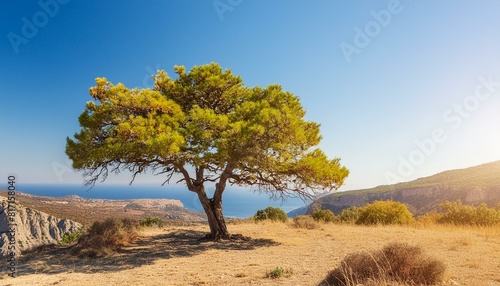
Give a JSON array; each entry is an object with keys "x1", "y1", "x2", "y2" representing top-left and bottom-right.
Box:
[{"x1": 66, "y1": 63, "x2": 349, "y2": 239}]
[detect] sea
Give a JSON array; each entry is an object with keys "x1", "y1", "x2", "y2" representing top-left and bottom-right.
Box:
[{"x1": 10, "y1": 183, "x2": 309, "y2": 219}]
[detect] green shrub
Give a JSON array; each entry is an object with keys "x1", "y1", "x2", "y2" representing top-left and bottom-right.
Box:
[
  {"x1": 266, "y1": 266, "x2": 293, "y2": 279},
  {"x1": 312, "y1": 209, "x2": 337, "y2": 223},
  {"x1": 438, "y1": 200, "x2": 500, "y2": 226},
  {"x1": 322, "y1": 242, "x2": 445, "y2": 286},
  {"x1": 356, "y1": 200, "x2": 414, "y2": 225},
  {"x1": 60, "y1": 230, "x2": 82, "y2": 245},
  {"x1": 291, "y1": 215, "x2": 320, "y2": 229},
  {"x1": 139, "y1": 216, "x2": 165, "y2": 227},
  {"x1": 339, "y1": 206, "x2": 359, "y2": 224},
  {"x1": 254, "y1": 206, "x2": 288, "y2": 222}
]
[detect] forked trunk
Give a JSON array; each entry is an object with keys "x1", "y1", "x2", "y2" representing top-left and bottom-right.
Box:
[{"x1": 197, "y1": 191, "x2": 230, "y2": 240}]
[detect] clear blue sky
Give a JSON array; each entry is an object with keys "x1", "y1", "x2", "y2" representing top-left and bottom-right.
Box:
[{"x1": 1, "y1": 0, "x2": 500, "y2": 191}]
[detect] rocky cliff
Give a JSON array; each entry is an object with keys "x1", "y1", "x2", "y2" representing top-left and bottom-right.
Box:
[{"x1": 0, "y1": 198, "x2": 81, "y2": 257}]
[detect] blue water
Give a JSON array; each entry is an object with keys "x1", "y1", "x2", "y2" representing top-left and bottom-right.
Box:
[{"x1": 10, "y1": 184, "x2": 309, "y2": 219}]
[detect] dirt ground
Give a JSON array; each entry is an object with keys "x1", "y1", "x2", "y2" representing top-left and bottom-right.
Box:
[{"x1": 2, "y1": 222, "x2": 500, "y2": 286}]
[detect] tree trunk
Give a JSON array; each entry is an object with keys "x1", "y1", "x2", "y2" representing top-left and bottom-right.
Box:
[{"x1": 197, "y1": 191, "x2": 230, "y2": 240}]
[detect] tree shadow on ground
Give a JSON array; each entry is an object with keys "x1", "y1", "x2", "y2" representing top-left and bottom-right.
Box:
[{"x1": 17, "y1": 229, "x2": 279, "y2": 276}]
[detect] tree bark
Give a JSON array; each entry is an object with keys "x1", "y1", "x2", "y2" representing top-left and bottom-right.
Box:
[{"x1": 196, "y1": 189, "x2": 230, "y2": 240}]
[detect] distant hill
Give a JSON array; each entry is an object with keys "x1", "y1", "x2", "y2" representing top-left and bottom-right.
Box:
[
  {"x1": 0, "y1": 191, "x2": 206, "y2": 225},
  {"x1": 290, "y1": 160, "x2": 500, "y2": 217}
]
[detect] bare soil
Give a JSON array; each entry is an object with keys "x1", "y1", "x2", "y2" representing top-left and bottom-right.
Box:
[{"x1": 2, "y1": 223, "x2": 500, "y2": 286}]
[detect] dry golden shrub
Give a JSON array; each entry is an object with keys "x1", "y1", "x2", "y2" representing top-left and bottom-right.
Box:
[
  {"x1": 322, "y1": 242, "x2": 445, "y2": 286},
  {"x1": 71, "y1": 218, "x2": 138, "y2": 258}
]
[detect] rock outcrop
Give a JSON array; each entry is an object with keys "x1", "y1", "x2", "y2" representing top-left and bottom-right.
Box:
[
  {"x1": 0, "y1": 198, "x2": 81, "y2": 257},
  {"x1": 464, "y1": 187, "x2": 487, "y2": 203}
]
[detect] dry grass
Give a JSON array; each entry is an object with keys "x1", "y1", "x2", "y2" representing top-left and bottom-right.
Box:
[
  {"x1": 290, "y1": 215, "x2": 321, "y2": 229},
  {"x1": 3, "y1": 222, "x2": 500, "y2": 285}
]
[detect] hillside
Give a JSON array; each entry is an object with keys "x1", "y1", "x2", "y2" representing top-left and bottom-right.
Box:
[
  {"x1": 0, "y1": 191, "x2": 206, "y2": 225},
  {"x1": 302, "y1": 160, "x2": 500, "y2": 216}
]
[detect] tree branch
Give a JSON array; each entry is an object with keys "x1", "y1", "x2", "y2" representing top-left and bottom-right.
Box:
[
  {"x1": 214, "y1": 160, "x2": 236, "y2": 202},
  {"x1": 176, "y1": 164, "x2": 196, "y2": 192}
]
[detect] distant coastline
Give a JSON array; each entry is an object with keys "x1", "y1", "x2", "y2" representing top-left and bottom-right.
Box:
[{"x1": 6, "y1": 184, "x2": 308, "y2": 219}]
